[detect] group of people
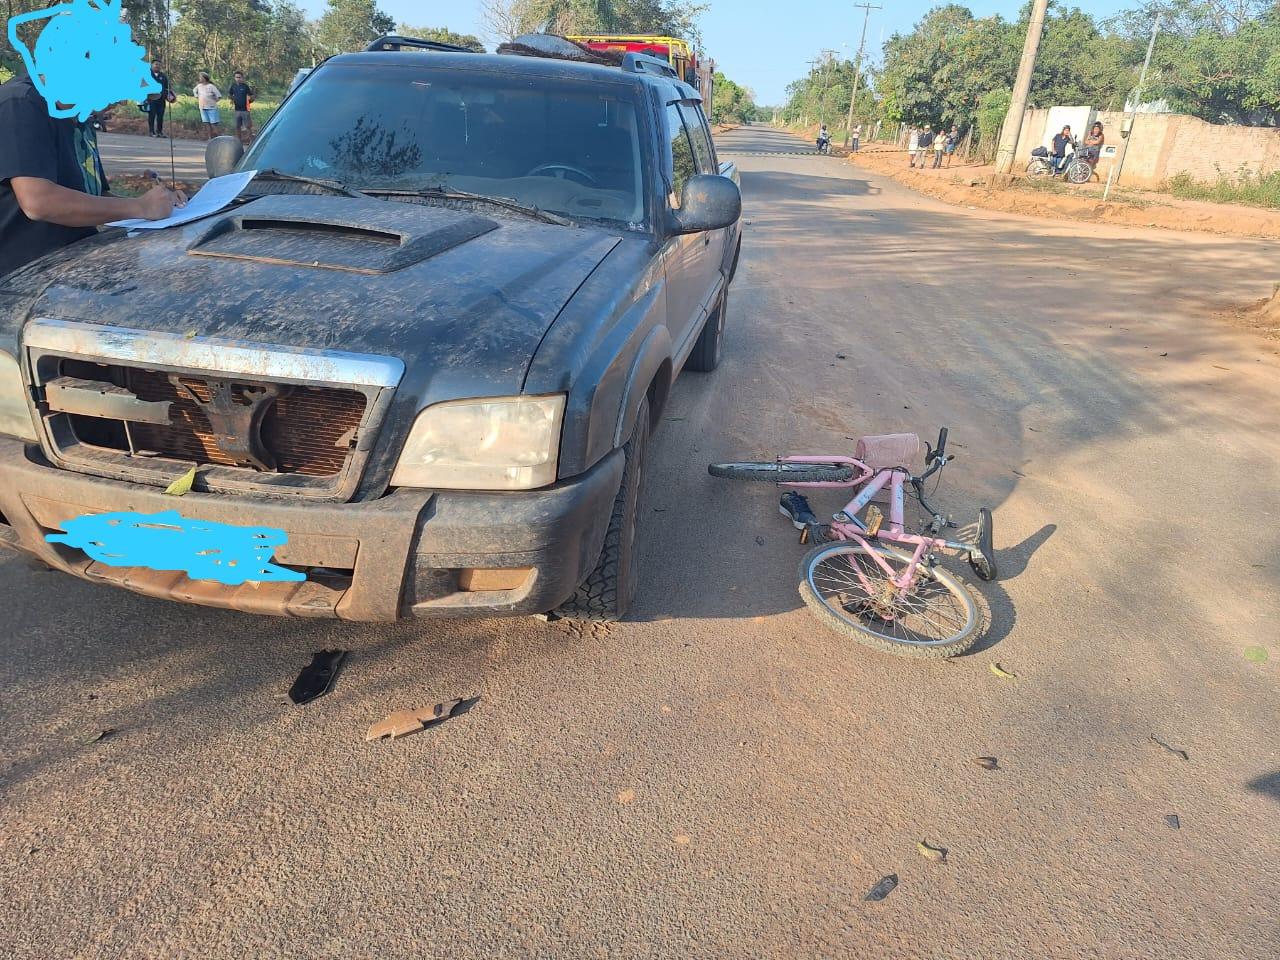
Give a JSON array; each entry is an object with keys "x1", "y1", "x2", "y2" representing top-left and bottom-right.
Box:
[
  {"x1": 142, "y1": 62, "x2": 257, "y2": 144},
  {"x1": 1050, "y1": 121, "x2": 1106, "y2": 173},
  {"x1": 906, "y1": 126, "x2": 960, "y2": 169}
]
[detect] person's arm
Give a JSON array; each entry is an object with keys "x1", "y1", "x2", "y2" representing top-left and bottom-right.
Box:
[{"x1": 11, "y1": 177, "x2": 184, "y2": 227}]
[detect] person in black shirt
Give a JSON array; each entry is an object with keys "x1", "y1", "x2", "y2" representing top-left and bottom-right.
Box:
[
  {"x1": 147, "y1": 61, "x2": 171, "y2": 137},
  {"x1": 1051, "y1": 125, "x2": 1073, "y2": 174},
  {"x1": 0, "y1": 74, "x2": 185, "y2": 278},
  {"x1": 228, "y1": 71, "x2": 255, "y2": 144}
]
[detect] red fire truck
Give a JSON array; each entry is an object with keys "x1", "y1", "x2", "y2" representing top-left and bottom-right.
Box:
[{"x1": 568, "y1": 34, "x2": 714, "y2": 104}]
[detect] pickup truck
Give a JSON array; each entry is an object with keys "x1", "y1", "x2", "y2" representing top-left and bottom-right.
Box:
[{"x1": 0, "y1": 37, "x2": 742, "y2": 622}]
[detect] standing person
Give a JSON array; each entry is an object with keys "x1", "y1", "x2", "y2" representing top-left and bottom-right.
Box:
[
  {"x1": 916, "y1": 127, "x2": 934, "y2": 169},
  {"x1": 228, "y1": 71, "x2": 255, "y2": 145},
  {"x1": 932, "y1": 127, "x2": 946, "y2": 168},
  {"x1": 851, "y1": 123, "x2": 861, "y2": 153},
  {"x1": 1082, "y1": 121, "x2": 1104, "y2": 165},
  {"x1": 193, "y1": 72, "x2": 222, "y2": 139},
  {"x1": 907, "y1": 126, "x2": 919, "y2": 167},
  {"x1": 0, "y1": 73, "x2": 184, "y2": 278},
  {"x1": 944, "y1": 126, "x2": 959, "y2": 167},
  {"x1": 146, "y1": 60, "x2": 170, "y2": 137}
]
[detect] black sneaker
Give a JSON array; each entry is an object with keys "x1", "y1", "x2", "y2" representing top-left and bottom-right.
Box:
[{"x1": 779, "y1": 492, "x2": 819, "y2": 530}]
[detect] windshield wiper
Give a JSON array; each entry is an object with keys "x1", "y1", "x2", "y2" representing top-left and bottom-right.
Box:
[
  {"x1": 251, "y1": 169, "x2": 370, "y2": 199},
  {"x1": 368, "y1": 186, "x2": 572, "y2": 226}
]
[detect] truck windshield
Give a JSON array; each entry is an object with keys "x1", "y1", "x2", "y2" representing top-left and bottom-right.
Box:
[{"x1": 244, "y1": 64, "x2": 647, "y2": 226}]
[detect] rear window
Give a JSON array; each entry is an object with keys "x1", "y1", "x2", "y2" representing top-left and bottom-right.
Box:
[{"x1": 246, "y1": 64, "x2": 649, "y2": 225}]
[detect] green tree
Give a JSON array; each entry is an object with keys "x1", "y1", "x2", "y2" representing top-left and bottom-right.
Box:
[
  {"x1": 170, "y1": 0, "x2": 272, "y2": 88},
  {"x1": 397, "y1": 24, "x2": 487, "y2": 52},
  {"x1": 315, "y1": 0, "x2": 395, "y2": 56},
  {"x1": 482, "y1": 0, "x2": 706, "y2": 44},
  {"x1": 710, "y1": 72, "x2": 759, "y2": 123}
]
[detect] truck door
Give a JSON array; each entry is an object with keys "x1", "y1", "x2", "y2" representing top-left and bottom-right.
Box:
[
  {"x1": 661, "y1": 102, "x2": 705, "y2": 362},
  {"x1": 679, "y1": 102, "x2": 729, "y2": 311}
]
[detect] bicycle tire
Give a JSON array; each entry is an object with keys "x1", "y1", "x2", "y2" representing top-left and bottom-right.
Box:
[
  {"x1": 708, "y1": 461, "x2": 856, "y2": 483},
  {"x1": 1025, "y1": 159, "x2": 1051, "y2": 180},
  {"x1": 798, "y1": 542, "x2": 983, "y2": 659},
  {"x1": 1065, "y1": 160, "x2": 1092, "y2": 184}
]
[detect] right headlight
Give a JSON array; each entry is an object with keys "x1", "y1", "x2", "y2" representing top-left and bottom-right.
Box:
[
  {"x1": 390, "y1": 394, "x2": 566, "y2": 491},
  {"x1": 0, "y1": 349, "x2": 37, "y2": 442}
]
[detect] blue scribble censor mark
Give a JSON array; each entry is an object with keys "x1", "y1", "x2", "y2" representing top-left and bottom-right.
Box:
[
  {"x1": 8, "y1": 0, "x2": 159, "y2": 121},
  {"x1": 47, "y1": 510, "x2": 306, "y2": 586}
]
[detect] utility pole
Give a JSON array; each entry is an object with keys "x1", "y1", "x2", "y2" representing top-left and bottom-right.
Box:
[
  {"x1": 1103, "y1": 14, "x2": 1160, "y2": 201},
  {"x1": 803, "y1": 56, "x2": 821, "y2": 127},
  {"x1": 818, "y1": 49, "x2": 838, "y2": 127},
  {"x1": 844, "y1": 3, "x2": 881, "y2": 146},
  {"x1": 993, "y1": 0, "x2": 1050, "y2": 176}
]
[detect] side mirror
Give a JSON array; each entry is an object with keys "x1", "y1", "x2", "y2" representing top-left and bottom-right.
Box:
[
  {"x1": 670, "y1": 174, "x2": 742, "y2": 234},
  {"x1": 205, "y1": 136, "x2": 244, "y2": 178}
]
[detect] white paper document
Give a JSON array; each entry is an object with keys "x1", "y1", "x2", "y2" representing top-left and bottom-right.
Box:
[{"x1": 108, "y1": 170, "x2": 259, "y2": 231}]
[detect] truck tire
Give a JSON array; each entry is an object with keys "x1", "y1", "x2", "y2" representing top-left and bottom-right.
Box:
[
  {"x1": 686, "y1": 288, "x2": 728, "y2": 373},
  {"x1": 555, "y1": 397, "x2": 650, "y2": 622}
]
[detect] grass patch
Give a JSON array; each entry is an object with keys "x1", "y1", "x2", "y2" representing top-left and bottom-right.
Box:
[
  {"x1": 1166, "y1": 168, "x2": 1280, "y2": 209},
  {"x1": 107, "y1": 94, "x2": 279, "y2": 139}
]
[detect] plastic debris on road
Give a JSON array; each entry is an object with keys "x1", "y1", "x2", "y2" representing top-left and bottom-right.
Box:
[{"x1": 366, "y1": 696, "x2": 477, "y2": 742}]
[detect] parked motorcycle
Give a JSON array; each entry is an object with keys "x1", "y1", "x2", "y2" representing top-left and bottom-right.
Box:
[{"x1": 1026, "y1": 140, "x2": 1093, "y2": 184}]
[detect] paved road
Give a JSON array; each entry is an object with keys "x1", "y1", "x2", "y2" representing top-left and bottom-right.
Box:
[
  {"x1": 3, "y1": 125, "x2": 1279, "y2": 958},
  {"x1": 98, "y1": 131, "x2": 210, "y2": 181}
]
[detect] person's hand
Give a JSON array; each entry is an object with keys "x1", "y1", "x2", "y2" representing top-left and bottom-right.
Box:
[{"x1": 134, "y1": 184, "x2": 187, "y2": 220}]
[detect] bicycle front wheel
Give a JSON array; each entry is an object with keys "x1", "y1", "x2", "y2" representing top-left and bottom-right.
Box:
[
  {"x1": 708, "y1": 461, "x2": 857, "y2": 483},
  {"x1": 798, "y1": 542, "x2": 982, "y2": 658},
  {"x1": 1065, "y1": 160, "x2": 1093, "y2": 184}
]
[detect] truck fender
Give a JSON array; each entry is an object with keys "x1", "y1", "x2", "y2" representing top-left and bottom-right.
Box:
[{"x1": 614, "y1": 324, "x2": 672, "y2": 448}]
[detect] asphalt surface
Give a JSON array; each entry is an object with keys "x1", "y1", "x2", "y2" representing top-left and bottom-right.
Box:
[
  {"x1": 4, "y1": 125, "x2": 1279, "y2": 958},
  {"x1": 98, "y1": 131, "x2": 210, "y2": 181}
]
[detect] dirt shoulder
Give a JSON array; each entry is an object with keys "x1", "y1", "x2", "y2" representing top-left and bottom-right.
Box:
[{"x1": 845, "y1": 143, "x2": 1280, "y2": 240}]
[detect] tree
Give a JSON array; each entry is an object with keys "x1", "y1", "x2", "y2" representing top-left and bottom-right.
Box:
[
  {"x1": 397, "y1": 24, "x2": 487, "y2": 52},
  {"x1": 711, "y1": 72, "x2": 759, "y2": 123},
  {"x1": 170, "y1": 0, "x2": 272, "y2": 87},
  {"x1": 481, "y1": 0, "x2": 705, "y2": 45},
  {"x1": 315, "y1": 0, "x2": 395, "y2": 56}
]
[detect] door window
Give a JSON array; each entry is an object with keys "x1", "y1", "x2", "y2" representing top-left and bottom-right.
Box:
[
  {"x1": 678, "y1": 102, "x2": 716, "y2": 174},
  {"x1": 665, "y1": 103, "x2": 697, "y2": 208}
]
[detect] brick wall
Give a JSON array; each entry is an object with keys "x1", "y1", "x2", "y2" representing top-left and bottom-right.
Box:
[{"x1": 1013, "y1": 107, "x2": 1280, "y2": 188}]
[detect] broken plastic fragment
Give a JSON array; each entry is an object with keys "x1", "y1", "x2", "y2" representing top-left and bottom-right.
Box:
[
  {"x1": 1165, "y1": 814, "x2": 1181, "y2": 829},
  {"x1": 366, "y1": 696, "x2": 477, "y2": 741},
  {"x1": 288, "y1": 649, "x2": 348, "y2": 705},
  {"x1": 917, "y1": 841, "x2": 947, "y2": 863},
  {"x1": 972, "y1": 756, "x2": 1000, "y2": 771},
  {"x1": 989, "y1": 663, "x2": 1017, "y2": 679},
  {"x1": 1150, "y1": 735, "x2": 1189, "y2": 761},
  {"x1": 863, "y1": 874, "x2": 898, "y2": 902},
  {"x1": 164, "y1": 467, "x2": 197, "y2": 496}
]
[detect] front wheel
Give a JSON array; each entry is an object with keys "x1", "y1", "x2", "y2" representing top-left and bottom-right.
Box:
[
  {"x1": 555, "y1": 397, "x2": 650, "y2": 622},
  {"x1": 1065, "y1": 160, "x2": 1093, "y2": 184},
  {"x1": 708, "y1": 460, "x2": 857, "y2": 483},
  {"x1": 798, "y1": 542, "x2": 982, "y2": 658}
]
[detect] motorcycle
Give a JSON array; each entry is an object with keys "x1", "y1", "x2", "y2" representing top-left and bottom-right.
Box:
[
  {"x1": 816, "y1": 133, "x2": 832, "y2": 155},
  {"x1": 1026, "y1": 139, "x2": 1094, "y2": 184}
]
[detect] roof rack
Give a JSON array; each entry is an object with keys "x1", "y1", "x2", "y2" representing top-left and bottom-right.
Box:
[
  {"x1": 365, "y1": 35, "x2": 476, "y2": 54},
  {"x1": 621, "y1": 52, "x2": 680, "y2": 80}
]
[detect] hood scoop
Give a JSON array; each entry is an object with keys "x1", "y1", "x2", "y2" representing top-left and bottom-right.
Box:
[{"x1": 186, "y1": 195, "x2": 499, "y2": 274}]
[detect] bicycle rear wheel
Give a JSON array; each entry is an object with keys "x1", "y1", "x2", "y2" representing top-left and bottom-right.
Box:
[
  {"x1": 1025, "y1": 159, "x2": 1051, "y2": 180},
  {"x1": 798, "y1": 542, "x2": 982, "y2": 658},
  {"x1": 708, "y1": 461, "x2": 857, "y2": 483}
]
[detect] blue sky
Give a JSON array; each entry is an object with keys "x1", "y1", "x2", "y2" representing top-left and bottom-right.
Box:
[{"x1": 297, "y1": 1, "x2": 1126, "y2": 105}]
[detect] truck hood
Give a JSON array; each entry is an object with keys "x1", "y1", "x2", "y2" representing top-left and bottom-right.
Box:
[{"x1": 3, "y1": 195, "x2": 623, "y2": 399}]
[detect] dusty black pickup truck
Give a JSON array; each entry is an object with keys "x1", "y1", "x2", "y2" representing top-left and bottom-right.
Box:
[{"x1": 0, "y1": 38, "x2": 741, "y2": 622}]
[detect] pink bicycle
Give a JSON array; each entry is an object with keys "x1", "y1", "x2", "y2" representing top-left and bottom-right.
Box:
[{"x1": 709, "y1": 428, "x2": 997, "y2": 658}]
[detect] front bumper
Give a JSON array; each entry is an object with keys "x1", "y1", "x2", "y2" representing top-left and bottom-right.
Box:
[{"x1": 0, "y1": 437, "x2": 623, "y2": 621}]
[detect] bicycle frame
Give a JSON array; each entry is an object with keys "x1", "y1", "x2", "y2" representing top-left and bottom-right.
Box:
[{"x1": 778, "y1": 455, "x2": 973, "y2": 597}]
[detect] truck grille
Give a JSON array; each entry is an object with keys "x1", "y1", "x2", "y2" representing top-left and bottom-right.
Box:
[{"x1": 125, "y1": 371, "x2": 366, "y2": 478}]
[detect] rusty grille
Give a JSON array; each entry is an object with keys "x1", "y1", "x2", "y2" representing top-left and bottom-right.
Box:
[{"x1": 123, "y1": 370, "x2": 367, "y2": 477}]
